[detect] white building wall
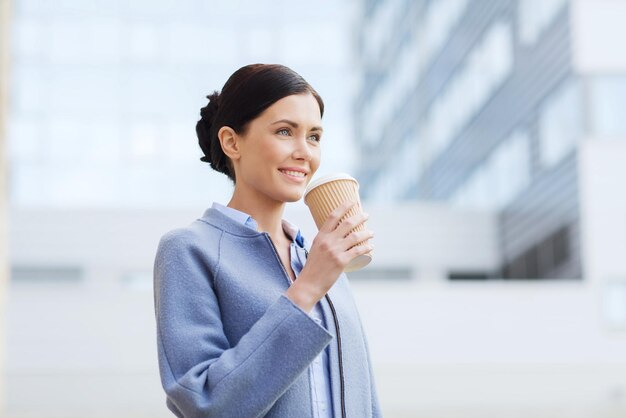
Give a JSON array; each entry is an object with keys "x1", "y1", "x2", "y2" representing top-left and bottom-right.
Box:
[
  {"x1": 578, "y1": 138, "x2": 626, "y2": 329},
  {"x1": 7, "y1": 201, "x2": 626, "y2": 417},
  {"x1": 571, "y1": 0, "x2": 626, "y2": 73},
  {"x1": 6, "y1": 202, "x2": 498, "y2": 417}
]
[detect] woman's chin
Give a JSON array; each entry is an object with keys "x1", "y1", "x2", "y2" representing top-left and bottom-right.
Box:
[
  {"x1": 276, "y1": 188, "x2": 305, "y2": 203},
  {"x1": 284, "y1": 193, "x2": 305, "y2": 203}
]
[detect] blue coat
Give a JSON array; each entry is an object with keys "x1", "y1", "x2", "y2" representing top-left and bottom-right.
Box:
[{"x1": 153, "y1": 206, "x2": 382, "y2": 417}]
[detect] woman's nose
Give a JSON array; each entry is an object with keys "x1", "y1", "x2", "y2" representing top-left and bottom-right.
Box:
[{"x1": 293, "y1": 136, "x2": 313, "y2": 160}]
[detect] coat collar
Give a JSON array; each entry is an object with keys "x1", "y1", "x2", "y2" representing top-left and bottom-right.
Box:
[
  {"x1": 200, "y1": 206, "x2": 264, "y2": 237},
  {"x1": 199, "y1": 205, "x2": 308, "y2": 249}
]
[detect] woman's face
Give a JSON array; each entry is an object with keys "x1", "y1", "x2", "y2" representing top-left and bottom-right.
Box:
[{"x1": 229, "y1": 92, "x2": 323, "y2": 203}]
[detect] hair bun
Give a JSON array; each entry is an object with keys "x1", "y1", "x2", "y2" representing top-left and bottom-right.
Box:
[
  {"x1": 200, "y1": 91, "x2": 220, "y2": 123},
  {"x1": 197, "y1": 91, "x2": 220, "y2": 163}
]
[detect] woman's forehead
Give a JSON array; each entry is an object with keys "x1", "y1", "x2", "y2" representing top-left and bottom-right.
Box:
[{"x1": 260, "y1": 94, "x2": 322, "y2": 125}]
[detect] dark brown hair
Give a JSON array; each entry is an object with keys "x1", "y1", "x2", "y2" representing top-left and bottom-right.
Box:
[{"x1": 196, "y1": 64, "x2": 324, "y2": 184}]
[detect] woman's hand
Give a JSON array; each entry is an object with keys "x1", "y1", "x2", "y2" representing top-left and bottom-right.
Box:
[{"x1": 284, "y1": 200, "x2": 374, "y2": 312}]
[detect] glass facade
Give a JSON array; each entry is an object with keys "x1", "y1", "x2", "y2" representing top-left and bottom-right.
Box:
[
  {"x1": 417, "y1": 0, "x2": 469, "y2": 73},
  {"x1": 518, "y1": 0, "x2": 568, "y2": 45},
  {"x1": 354, "y1": 0, "x2": 620, "y2": 279},
  {"x1": 538, "y1": 77, "x2": 584, "y2": 168},
  {"x1": 452, "y1": 130, "x2": 531, "y2": 210},
  {"x1": 420, "y1": 20, "x2": 513, "y2": 171}
]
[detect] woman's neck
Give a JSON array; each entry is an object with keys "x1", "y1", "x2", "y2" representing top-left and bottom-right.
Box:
[{"x1": 227, "y1": 191, "x2": 287, "y2": 243}]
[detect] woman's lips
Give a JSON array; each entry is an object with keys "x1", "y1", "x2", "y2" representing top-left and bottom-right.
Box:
[{"x1": 278, "y1": 169, "x2": 307, "y2": 183}]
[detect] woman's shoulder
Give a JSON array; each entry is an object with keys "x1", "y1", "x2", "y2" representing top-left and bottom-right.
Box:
[
  {"x1": 154, "y1": 221, "x2": 224, "y2": 278},
  {"x1": 157, "y1": 218, "x2": 223, "y2": 254}
]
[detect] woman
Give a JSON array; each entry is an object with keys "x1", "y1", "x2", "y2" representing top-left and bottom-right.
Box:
[{"x1": 153, "y1": 63, "x2": 381, "y2": 417}]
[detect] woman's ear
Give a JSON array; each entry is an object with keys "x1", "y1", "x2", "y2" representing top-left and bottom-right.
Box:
[{"x1": 218, "y1": 126, "x2": 242, "y2": 161}]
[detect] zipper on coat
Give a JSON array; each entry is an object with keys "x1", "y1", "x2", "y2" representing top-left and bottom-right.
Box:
[
  {"x1": 305, "y1": 247, "x2": 347, "y2": 418},
  {"x1": 264, "y1": 232, "x2": 294, "y2": 285}
]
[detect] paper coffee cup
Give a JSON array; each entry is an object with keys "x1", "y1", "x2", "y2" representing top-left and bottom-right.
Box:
[{"x1": 303, "y1": 173, "x2": 372, "y2": 272}]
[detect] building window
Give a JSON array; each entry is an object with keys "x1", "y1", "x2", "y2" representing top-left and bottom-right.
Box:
[
  {"x1": 363, "y1": 37, "x2": 422, "y2": 150},
  {"x1": 603, "y1": 281, "x2": 626, "y2": 330},
  {"x1": 518, "y1": 0, "x2": 568, "y2": 45},
  {"x1": 502, "y1": 225, "x2": 573, "y2": 279},
  {"x1": 391, "y1": 137, "x2": 420, "y2": 198},
  {"x1": 448, "y1": 272, "x2": 490, "y2": 280},
  {"x1": 363, "y1": 0, "x2": 397, "y2": 63},
  {"x1": 417, "y1": 0, "x2": 469, "y2": 73},
  {"x1": 538, "y1": 78, "x2": 584, "y2": 168},
  {"x1": 589, "y1": 76, "x2": 626, "y2": 137},
  {"x1": 494, "y1": 131, "x2": 531, "y2": 208},
  {"x1": 369, "y1": 134, "x2": 420, "y2": 202},
  {"x1": 452, "y1": 130, "x2": 530, "y2": 210},
  {"x1": 11, "y1": 265, "x2": 83, "y2": 284},
  {"x1": 346, "y1": 266, "x2": 413, "y2": 281},
  {"x1": 422, "y1": 20, "x2": 513, "y2": 166}
]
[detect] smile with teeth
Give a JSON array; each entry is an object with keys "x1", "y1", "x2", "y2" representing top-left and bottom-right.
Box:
[{"x1": 279, "y1": 169, "x2": 307, "y2": 178}]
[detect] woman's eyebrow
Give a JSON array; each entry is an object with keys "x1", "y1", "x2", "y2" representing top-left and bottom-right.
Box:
[{"x1": 271, "y1": 119, "x2": 323, "y2": 132}]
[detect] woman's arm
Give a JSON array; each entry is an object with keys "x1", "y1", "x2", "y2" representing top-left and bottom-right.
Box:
[{"x1": 153, "y1": 229, "x2": 333, "y2": 418}]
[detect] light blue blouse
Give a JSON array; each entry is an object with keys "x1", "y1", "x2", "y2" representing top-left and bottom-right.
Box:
[{"x1": 211, "y1": 202, "x2": 333, "y2": 417}]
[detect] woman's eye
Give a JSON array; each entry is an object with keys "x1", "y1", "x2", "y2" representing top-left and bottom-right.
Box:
[
  {"x1": 277, "y1": 128, "x2": 290, "y2": 136},
  {"x1": 308, "y1": 134, "x2": 321, "y2": 143}
]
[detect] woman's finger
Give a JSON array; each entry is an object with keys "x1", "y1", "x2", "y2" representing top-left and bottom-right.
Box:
[
  {"x1": 344, "y1": 241, "x2": 374, "y2": 262},
  {"x1": 336, "y1": 211, "x2": 369, "y2": 239},
  {"x1": 320, "y1": 200, "x2": 358, "y2": 233},
  {"x1": 344, "y1": 229, "x2": 374, "y2": 250}
]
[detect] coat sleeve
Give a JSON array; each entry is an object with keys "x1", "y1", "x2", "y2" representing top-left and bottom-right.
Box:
[{"x1": 153, "y1": 230, "x2": 333, "y2": 418}]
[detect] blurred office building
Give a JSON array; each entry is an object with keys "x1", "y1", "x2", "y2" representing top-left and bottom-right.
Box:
[
  {"x1": 351, "y1": 0, "x2": 626, "y2": 416},
  {"x1": 355, "y1": 0, "x2": 626, "y2": 281}
]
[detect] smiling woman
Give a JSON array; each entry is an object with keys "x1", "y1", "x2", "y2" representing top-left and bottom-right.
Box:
[
  {"x1": 153, "y1": 63, "x2": 381, "y2": 418},
  {"x1": 219, "y1": 92, "x2": 322, "y2": 204}
]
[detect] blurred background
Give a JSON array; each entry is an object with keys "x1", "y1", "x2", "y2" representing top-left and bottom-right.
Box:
[{"x1": 2, "y1": 0, "x2": 626, "y2": 417}]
